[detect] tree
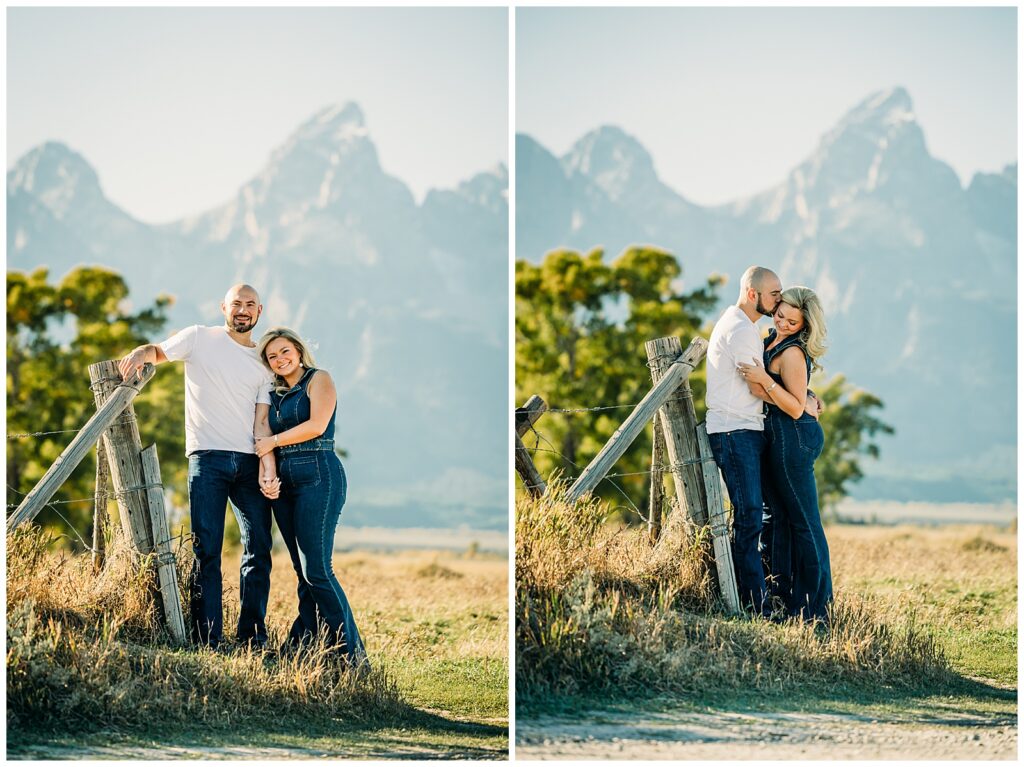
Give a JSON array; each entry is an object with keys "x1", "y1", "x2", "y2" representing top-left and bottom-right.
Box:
[
  {"x1": 812, "y1": 373, "x2": 895, "y2": 511},
  {"x1": 516, "y1": 246, "x2": 720, "y2": 515},
  {"x1": 6, "y1": 267, "x2": 185, "y2": 545},
  {"x1": 516, "y1": 247, "x2": 895, "y2": 521}
]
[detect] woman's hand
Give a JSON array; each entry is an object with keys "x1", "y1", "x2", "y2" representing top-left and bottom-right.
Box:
[
  {"x1": 259, "y1": 473, "x2": 281, "y2": 500},
  {"x1": 737, "y1": 358, "x2": 772, "y2": 387},
  {"x1": 254, "y1": 435, "x2": 277, "y2": 458}
]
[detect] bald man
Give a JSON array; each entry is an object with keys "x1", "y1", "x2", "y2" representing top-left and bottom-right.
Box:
[{"x1": 119, "y1": 284, "x2": 277, "y2": 650}]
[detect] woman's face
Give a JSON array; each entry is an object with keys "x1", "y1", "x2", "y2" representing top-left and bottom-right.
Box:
[
  {"x1": 264, "y1": 337, "x2": 302, "y2": 378},
  {"x1": 774, "y1": 301, "x2": 805, "y2": 338}
]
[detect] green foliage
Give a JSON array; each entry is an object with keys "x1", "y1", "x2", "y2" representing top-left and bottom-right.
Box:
[
  {"x1": 516, "y1": 247, "x2": 721, "y2": 515},
  {"x1": 813, "y1": 374, "x2": 896, "y2": 511},
  {"x1": 6, "y1": 267, "x2": 185, "y2": 544}
]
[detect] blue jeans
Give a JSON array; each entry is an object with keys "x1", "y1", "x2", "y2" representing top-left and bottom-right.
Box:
[
  {"x1": 708, "y1": 428, "x2": 769, "y2": 616},
  {"x1": 272, "y1": 450, "x2": 367, "y2": 667},
  {"x1": 762, "y1": 410, "x2": 832, "y2": 622},
  {"x1": 187, "y1": 450, "x2": 273, "y2": 647}
]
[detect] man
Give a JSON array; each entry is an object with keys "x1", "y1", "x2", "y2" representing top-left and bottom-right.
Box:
[
  {"x1": 705, "y1": 266, "x2": 818, "y2": 616},
  {"x1": 119, "y1": 284, "x2": 279, "y2": 649}
]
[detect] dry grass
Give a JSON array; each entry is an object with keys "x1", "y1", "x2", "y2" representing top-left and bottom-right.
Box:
[
  {"x1": 7, "y1": 525, "x2": 508, "y2": 740},
  {"x1": 516, "y1": 487, "x2": 962, "y2": 706}
]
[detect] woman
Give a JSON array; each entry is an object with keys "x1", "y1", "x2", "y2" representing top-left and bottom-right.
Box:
[
  {"x1": 737, "y1": 286, "x2": 832, "y2": 624},
  {"x1": 253, "y1": 327, "x2": 367, "y2": 666}
]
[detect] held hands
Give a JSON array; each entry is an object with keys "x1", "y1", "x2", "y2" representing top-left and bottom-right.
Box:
[
  {"x1": 259, "y1": 473, "x2": 281, "y2": 499},
  {"x1": 254, "y1": 435, "x2": 277, "y2": 458},
  {"x1": 736, "y1": 358, "x2": 772, "y2": 387}
]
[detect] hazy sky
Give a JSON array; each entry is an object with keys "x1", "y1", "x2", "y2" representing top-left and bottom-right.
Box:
[
  {"x1": 8, "y1": 7, "x2": 507, "y2": 224},
  {"x1": 518, "y1": 7, "x2": 1017, "y2": 206}
]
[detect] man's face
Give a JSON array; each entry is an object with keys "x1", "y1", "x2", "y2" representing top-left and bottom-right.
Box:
[
  {"x1": 754, "y1": 277, "x2": 783, "y2": 317},
  {"x1": 222, "y1": 290, "x2": 261, "y2": 333}
]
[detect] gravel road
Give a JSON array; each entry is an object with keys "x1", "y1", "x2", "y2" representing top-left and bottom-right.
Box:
[{"x1": 516, "y1": 706, "x2": 1017, "y2": 760}]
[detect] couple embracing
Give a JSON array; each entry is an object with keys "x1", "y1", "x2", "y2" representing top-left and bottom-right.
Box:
[
  {"x1": 118, "y1": 284, "x2": 367, "y2": 665},
  {"x1": 706, "y1": 266, "x2": 832, "y2": 625}
]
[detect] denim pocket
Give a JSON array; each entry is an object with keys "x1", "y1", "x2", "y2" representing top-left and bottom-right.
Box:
[
  {"x1": 283, "y1": 455, "x2": 321, "y2": 488},
  {"x1": 795, "y1": 418, "x2": 824, "y2": 457}
]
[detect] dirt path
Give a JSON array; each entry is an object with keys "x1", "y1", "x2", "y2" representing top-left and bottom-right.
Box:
[{"x1": 516, "y1": 707, "x2": 1017, "y2": 760}]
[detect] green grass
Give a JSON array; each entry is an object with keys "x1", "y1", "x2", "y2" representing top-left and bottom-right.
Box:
[
  {"x1": 7, "y1": 530, "x2": 508, "y2": 759},
  {"x1": 516, "y1": 489, "x2": 1016, "y2": 723}
]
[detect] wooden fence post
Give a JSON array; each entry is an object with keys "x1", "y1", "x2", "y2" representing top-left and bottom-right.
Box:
[
  {"x1": 87, "y1": 361, "x2": 155, "y2": 552},
  {"x1": 92, "y1": 439, "x2": 110, "y2": 572},
  {"x1": 645, "y1": 336, "x2": 708, "y2": 527},
  {"x1": 514, "y1": 396, "x2": 548, "y2": 497},
  {"x1": 648, "y1": 412, "x2": 666, "y2": 542},
  {"x1": 515, "y1": 395, "x2": 548, "y2": 437},
  {"x1": 565, "y1": 337, "x2": 707, "y2": 503},
  {"x1": 140, "y1": 445, "x2": 188, "y2": 645},
  {"x1": 697, "y1": 424, "x2": 741, "y2": 614},
  {"x1": 6, "y1": 363, "x2": 156, "y2": 531}
]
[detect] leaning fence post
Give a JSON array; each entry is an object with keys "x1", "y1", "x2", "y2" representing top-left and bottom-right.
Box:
[
  {"x1": 697, "y1": 423, "x2": 741, "y2": 614},
  {"x1": 92, "y1": 439, "x2": 110, "y2": 572},
  {"x1": 87, "y1": 361, "x2": 155, "y2": 553},
  {"x1": 515, "y1": 396, "x2": 548, "y2": 497},
  {"x1": 6, "y1": 363, "x2": 156, "y2": 531},
  {"x1": 565, "y1": 337, "x2": 707, "y2": 503},
  {"x1": 645, "y1": 336, "x2": 708, "y2": 527},
  {"x1": 140, "y1": 444, "x2": 188, "y2": 645}
]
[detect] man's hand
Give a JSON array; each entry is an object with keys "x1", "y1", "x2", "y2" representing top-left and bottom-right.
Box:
[
  {"x1": 804, "y1": 392, "x2": 825, "y2": 421},
  {"x1": 118, "y1": 346, "x2": 153, "y2": 380}
]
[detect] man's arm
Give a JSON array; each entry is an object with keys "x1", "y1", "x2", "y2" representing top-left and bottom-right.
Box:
[{"x1": 118, "y1": 344, "x2": 169, "y2": 379}]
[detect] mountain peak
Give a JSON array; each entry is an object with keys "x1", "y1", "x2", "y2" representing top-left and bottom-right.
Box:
[
  {"x1": 834, "y1": 86, "x2": 917, "y2": 136},
  {"x1": 291, "y1": 101, "x2": 370, "y2": 147},
  {"x1": 7, "y1": 141, "x2": 105, "y2": 217},
  {"x1": 563, "y1": 125, "x2": 658, "y2": 201}
]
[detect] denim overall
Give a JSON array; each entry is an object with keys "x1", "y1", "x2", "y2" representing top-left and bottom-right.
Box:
[
  {"x1": 760, "y1": 329, "x2": 833, "y2": 623},
  {"x1": 270, "y1": 367, "x2": 367, "y2": 666}
]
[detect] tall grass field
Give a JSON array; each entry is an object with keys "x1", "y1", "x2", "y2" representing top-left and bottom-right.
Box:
[
  {"x1": 516, "y1": 488, "x2": 1016, "y2": 720},
  {"x1": 7, "y1": 527, "x2": 508, "y2": 759}
]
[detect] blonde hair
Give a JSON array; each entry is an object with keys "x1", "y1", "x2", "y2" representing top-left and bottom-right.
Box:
[
  {"x1": 257, "y1": 327, "x2": 317, "y2": 394},
  {"x1": 780, "y1": 286, "x2": 827, "y2": 373}
]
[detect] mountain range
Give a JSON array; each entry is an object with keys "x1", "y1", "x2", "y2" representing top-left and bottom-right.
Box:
[
  {"x1": 9, "y1": 102, "x2": 509, "y2": 531},
  {"x1": 517, "y1": 87, "x2": 1016, "y2": 504}
]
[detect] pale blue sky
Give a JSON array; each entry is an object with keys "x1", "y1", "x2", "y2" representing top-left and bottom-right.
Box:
[
  {"x1": 8, "y1": 7, "x2": 507, "y2": 224},
  {"x1": 518, "y1": 7, "x2": 1017, "y2": 205}
]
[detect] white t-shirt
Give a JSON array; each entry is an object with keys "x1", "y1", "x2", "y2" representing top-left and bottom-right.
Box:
[
  {"x1": 160, "y1": 325, "x2": 273, "y2": 456},
  {"x1": 706, "y1": 305, "x2": 766, "y2": 434}
]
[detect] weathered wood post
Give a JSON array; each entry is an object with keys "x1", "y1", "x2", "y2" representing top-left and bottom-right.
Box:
[
  {"x1": 92, "y1": 439, "x2": 110, "y2": 572},
  {"x1": 645, "y1": 336, "x2": 708, "y2": 527},
  {"x1": 565, "y1": 337, "x2": 707, "y2": 503},
  {"x1": 140, "y1": 445, "x2": 188, "y2": 645},
  {"x1": 515, "y1": 395, "x2": 548, "y2": 437},
  {"x1": 697, "y1": 424, "x2": 741, "y2": 614},
  {"x1": 88, "y1": 361, "x2": 155, "y2": 552},
  {"x1": 7, "y1": 364, "x2": 156, "y2": 531},
  {"x1": 648, "y1": 412, "x2": 666, "y2": 542},
  {"x1": 514, "y1": 396, "x2": 548, "y2": 497}
]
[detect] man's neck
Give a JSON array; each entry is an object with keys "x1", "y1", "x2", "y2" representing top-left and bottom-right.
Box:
[
  {"x1": 735, "y1": 302, "x2": 762, "y2": 325},
  {"x1": 224, "y1": 326, "x2": 255, "y2": 348}
]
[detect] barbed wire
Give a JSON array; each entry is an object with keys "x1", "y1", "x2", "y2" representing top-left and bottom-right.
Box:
[
  {"x1": 523, "y1": 430, "x2": 648, "y2": 523},
  {"x1": 7, "y1": 414, "x2": 141, "y2": 440}
]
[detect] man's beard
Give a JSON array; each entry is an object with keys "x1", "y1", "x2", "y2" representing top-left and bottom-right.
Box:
[
  {"x1": 230, "y1": 311, "x2": 259, "y2": 333},
  {"x1": 755, "y1": 295, "x2": 774, "y2": 317}
]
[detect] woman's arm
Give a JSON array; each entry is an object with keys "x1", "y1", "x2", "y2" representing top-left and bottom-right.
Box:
[
  {"x1": 254, "y1": 404, "x2": 280, "y2": 498},
  {"x1": 738, "y1": 347, "x2": 808, "y2": 419},
  {"x1": 254, "y1": 371, "x2": 337, "y2": 455}
]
